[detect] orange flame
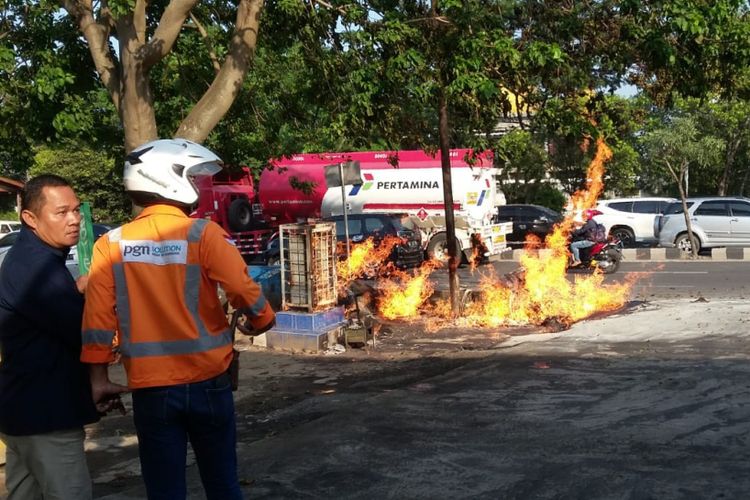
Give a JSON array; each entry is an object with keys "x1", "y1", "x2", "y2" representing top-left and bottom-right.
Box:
[
  {"x1": 373, "y1": 137, "x2": 638, "y2": 329},
  {"x1": 377, "y1": 259, "x2": 442, "y2": 319},
  {"x1": 567, "y1": 137, "x2": 612, "y2": 214},
  {"x1": 458, "y1": 229, "x2": 633, "y2": 327},
  {"x1": 336, "y1": 236, "x2": 401, "y2": 294}
]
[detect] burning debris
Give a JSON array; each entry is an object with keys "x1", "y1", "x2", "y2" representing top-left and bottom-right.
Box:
[
  {"x1": 377, "y1": 260, "x2": 441, "y2": 320},
  {"x1": 336, "y1": 235, "x2": 401, "y2": 294},
  {"x1": 335, "y1": 138, "x2": 641, "y2": 333}
]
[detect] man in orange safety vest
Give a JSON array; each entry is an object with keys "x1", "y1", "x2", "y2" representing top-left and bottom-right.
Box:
[{"x1": 81, "y1": 139, "x2": 275, "y2": 499}]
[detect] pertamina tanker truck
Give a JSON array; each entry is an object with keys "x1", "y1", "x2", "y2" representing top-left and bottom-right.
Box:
[{"x1": 258, "y1": 149, "x2": 513, "y2": 262}]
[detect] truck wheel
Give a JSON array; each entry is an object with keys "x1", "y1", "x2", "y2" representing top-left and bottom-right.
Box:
[
  {"x1": 228, "y1": 198, "x2": 255, "y2": 232},
  {"x1": 427, "y1": 233, "x2": 461, "y2": 263}
]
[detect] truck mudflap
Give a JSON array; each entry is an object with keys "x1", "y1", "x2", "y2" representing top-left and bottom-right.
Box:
[
  {"x1": 479, "y1": 222, "x2": 513, "y2": 255},
  {"x1": 231, "y1": 229, "x2": 272, "y2": 257}
]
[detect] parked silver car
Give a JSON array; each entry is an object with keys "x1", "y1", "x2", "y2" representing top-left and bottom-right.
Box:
[
  {"x1": 595, "y1": 197, "x2": 676, "y2": 247},
  {"x1": 656, "y1": 197, "x2": 750, "y2": 253}
]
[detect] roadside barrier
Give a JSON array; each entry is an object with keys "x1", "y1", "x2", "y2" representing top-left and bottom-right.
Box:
[{"x1": 499, "y1": 247, "x2": 750, "y2": 262}]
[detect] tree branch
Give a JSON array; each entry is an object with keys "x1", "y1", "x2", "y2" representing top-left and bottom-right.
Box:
[
  {"x1": 175, "y1": 0, "x2": 263, "y2": 142},
  {"x1": 97, "y1": 0, "x2": 116, "y2": 32},
  {"x1": 141, "y1": 0, "x2": 199, "y2": 69},
  {"x1": 310, "y1": 0, "x2": 347, "y2": 16},
  {"x1": 134, "y1": 0, "x2": 147, "y2": 44},
  {"x1": 189, "y1": 12, "x2": 221, "y2": 74},
  {"x1": 62, "y1": 0, "x2": 121, "y2": 112}
]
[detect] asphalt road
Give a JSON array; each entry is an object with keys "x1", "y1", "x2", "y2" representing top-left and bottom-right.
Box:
[
  {"x1": 4, "y1": 260, "x2": 750, "y2": 499},
  {"x1": 450, "y1": 260, "x2": 750, "y2": 301}
]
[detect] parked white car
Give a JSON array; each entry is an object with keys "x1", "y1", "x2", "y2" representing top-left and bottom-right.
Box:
[
  {"x1": 0, "y1": 220, "x2": 20, "y2": 234},
  {"x1": 0, "y1": 224, "x2": 113, "y2": 277},
  {"x1": 656, "y1": 197, "x2": 750, "y2": 253},
  {"x1": 594, "y1": 197, "x2": 676, "y2": 247},
  {"x1": 0, "y1": 230, "x2": 19, "y2": 271}
]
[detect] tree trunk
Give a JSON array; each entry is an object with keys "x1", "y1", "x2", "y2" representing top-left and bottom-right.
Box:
[
  {"x1": 65, "y1": 0, "x2": 259, "y2": 153},
  {"x1": 669, "y1": 161, "x2": 698, "y2": 259},
  {"x1": 717, "y1": 135, "x2": 740, "y2": 196},
  {"x1": 438, "y1": 89, "x2": 460, "y2": 317},
  {"x1": 740, "y1": 165, "x2": 750, "y2": 196},
  {"x1": 118, "y1": 16, "x2": 158, "y2": 153}
]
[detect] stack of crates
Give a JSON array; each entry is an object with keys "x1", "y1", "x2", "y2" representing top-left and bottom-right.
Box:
[
  {"x1": 265, "y1": 222, "x2": 343, "y2": 352},
  {"x1": 279, "y1": 222, "x2": 337, "y2": 312}
]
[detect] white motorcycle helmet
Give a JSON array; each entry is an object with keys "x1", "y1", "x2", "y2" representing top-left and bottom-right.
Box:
[{"x1": 123, "y1": 138, "x2": 223, "y2": 206}]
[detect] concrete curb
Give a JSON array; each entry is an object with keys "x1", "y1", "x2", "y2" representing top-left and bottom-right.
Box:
[{"x1": 497, "y1": 247, "x2": 750, "y2": 262}]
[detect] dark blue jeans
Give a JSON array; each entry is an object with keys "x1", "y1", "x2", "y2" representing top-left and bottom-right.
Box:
[{"x1": 132, "y1": 372, "x2": 243, "y2": 500}]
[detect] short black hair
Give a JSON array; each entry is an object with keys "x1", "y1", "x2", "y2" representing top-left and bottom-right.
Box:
[{"x1": 21, "y1": 174, "x2": 72, "y2": 221}]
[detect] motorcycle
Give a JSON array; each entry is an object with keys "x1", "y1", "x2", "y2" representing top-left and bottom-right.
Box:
[{"x1": 569, "y1": 237, "x2": 623, "y2": 274}]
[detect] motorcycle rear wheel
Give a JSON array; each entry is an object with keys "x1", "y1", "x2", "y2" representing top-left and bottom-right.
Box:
[{"x1": 597, "y1": 248, "x2": 620, "y2": 274}]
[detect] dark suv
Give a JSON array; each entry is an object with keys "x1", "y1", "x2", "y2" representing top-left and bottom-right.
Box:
[
  {"x1": 495, "y1": 204, "x2": 562, "y2": 244},
  {"x1": 325, "y1": 213, "x2": 424, "y2": 268}
]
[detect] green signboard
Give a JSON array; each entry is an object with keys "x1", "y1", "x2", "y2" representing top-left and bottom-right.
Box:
[{"x1": 77, "y1": 202, "x2": 94, "y2": 275}]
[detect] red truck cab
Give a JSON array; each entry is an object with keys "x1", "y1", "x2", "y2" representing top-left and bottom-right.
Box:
[{"x1": 191, "y1": 166, "x2": 271, "y2": 260}]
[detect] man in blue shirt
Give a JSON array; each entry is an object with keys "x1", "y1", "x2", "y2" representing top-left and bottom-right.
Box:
[{"x1": 0, "y1": 175, "x2": 108, "y2": 499}]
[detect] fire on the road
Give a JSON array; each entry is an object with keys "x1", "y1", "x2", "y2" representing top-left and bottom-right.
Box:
[
  {"x1": 336, "y1": 235, "x2": 401, "y2": 294},
  {"x1": 337, "y1": 138, "x2": 638, "y2": 329}
]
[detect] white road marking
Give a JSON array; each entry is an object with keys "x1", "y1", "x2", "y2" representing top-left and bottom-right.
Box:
[
  {"x1": 626, "y1": 271, "x2": 708, "y2": 274},
  {"x1": 633, "y1": 285, "x2": 696, "y2": 288}
]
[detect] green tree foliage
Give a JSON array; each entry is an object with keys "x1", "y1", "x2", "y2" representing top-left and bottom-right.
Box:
[
  {"x1": 29, "y1": 147, "x2": 131, "y2": 224},
  {"x1": 528, "y1": 184, "x2": 568, "y2": 214},
  {"x1": 639, "y1": 114, "x2": 724, "y2": 197},
  {"x1": 635, "y1": 96, "x2": 750, "y2": 197},
  {"x1": 3, "y1": 0, "x2": 750, "y2": 197},
  {"x1": 639, "y1": 114, "x2": 724, "y2": 256},
  {"x1": 0, "y1": 0, "x2": 121, "y2": 178},
  {"x1": 497, "y1": 0, "x2": 750, "y2": 196},
  {"x1": 495, "y1": 129, "x2": 549, "y2": 203},
  {"x1": 679, "y1": 97, "x2": 750, "y2": 195},
  {"x1": 622, "y1": 0, "x2": 750, "y2": 102}
]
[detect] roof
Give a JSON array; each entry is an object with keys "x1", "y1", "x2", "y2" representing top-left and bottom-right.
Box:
[
  {"x1": 598, "y1": 197, "x2": 676, "y2": 203},
  {"x1": 0, "y1": 177, "x2": 23, "y2": 194},
  {"x1": 683, "y1": 196, "x2": 750, "y2": 202}
]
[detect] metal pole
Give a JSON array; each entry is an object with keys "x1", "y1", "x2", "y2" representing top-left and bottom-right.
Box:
[{"x1": 339, "y1": 162, "x2": 351, "y2": 265}]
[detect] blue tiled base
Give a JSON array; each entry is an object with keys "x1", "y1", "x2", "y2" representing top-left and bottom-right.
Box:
[
  {"x1": 265, "y1": 329, "x2": 334, "y2": 352},
  {"x1": 275, "y1": 307, "x2": 345, "y2": 332}
]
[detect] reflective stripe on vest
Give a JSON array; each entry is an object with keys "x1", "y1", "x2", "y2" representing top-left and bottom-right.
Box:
[
  {"x1": 81, "y1": 226, "x2": 124, "y2": 349},
  {"x1": 239, "y1": 292, "x2": 267, "y2": 317},
  {"x1": 82, "y1": 329, "x2": 116, "y2": 347},
  {"x1": 112, "y1": 218, "x2": 232, "y2": 358}
]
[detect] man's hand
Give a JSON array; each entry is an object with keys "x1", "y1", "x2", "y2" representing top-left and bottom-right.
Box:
[
  {"x1": 92, "y1": 380, "x2": 129, "y2": 416},
  {"x1": 92, "y1": 379, "x2": 129, "y2": 406},
  {"x1": 96, "y1": 394, "x2": 127, "y2": 416},
  {"x1": 237, "y1": 316, "x2": 276, "y2": 337},
  {"x1": 89, "y1": 364, "x2": 129, "y2": 415},
  {"x1": 76, "y1": 274, "x2": 89, "y2": 294}
]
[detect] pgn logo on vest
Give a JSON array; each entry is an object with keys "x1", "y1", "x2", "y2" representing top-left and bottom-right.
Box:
[{"x1": 120, "y1": 240, "x2": 188, "y2": 265}]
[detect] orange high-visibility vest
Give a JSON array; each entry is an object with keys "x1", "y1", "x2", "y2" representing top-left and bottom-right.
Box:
[{"x1": 81, "y1": 204, "x2": 275, "y2": 389}]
